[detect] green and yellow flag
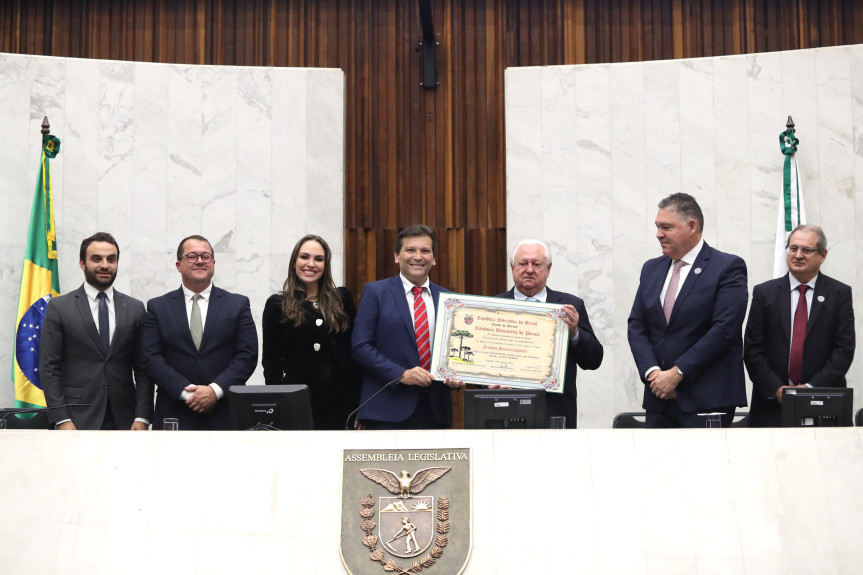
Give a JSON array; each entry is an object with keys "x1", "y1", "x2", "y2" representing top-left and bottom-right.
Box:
[{"x1": 13, "y1": 135, "x2": 61, "y2": 409}]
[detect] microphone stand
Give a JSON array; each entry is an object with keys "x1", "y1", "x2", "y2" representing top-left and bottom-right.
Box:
[{"x1": 344, "y1": 377, "x2": 402, "y2": 430}]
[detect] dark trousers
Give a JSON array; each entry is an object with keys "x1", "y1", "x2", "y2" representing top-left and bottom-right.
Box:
[
  {"x1": 362, "y1": 392, "x2": 447, "y2": 430},
  {"x1": 100, "y1": 400, "x2": 117, "y2": 430}
]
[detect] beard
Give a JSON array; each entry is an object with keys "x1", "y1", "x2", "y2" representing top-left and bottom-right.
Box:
[{"x1": 84, "y1": 266, "x2": 116, "y2": 289}]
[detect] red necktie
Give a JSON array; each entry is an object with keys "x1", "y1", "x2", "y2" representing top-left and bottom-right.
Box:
[
  {"x1": 788, "y1": 284, "x2": 809, "y2": 385},
  {"x1": 412, "y1": 286, "x2": 431, "y2": 371}
]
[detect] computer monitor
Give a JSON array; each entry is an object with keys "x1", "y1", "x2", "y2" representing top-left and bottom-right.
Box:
[
  {"x1": 228, "y1": 384, "x2": 314, "y2": 430},
  {"x1": 781, "y1": 387, "x2": 854, "y2": 427},
  {"x1": 463, "y1": 388, "x2": 547, "y2": 429}
]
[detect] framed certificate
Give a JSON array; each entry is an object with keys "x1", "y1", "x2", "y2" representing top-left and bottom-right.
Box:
[{"x1": 429, "y1": 293, "x2": 569, "y2": 393}]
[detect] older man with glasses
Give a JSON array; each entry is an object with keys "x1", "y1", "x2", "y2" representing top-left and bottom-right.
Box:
[
  {"x1": 496, "y1": 239, "x2": 604, "y2": 428},
  {"x1": 140, "y1": 235, "x2": 258, "y2": 430},
  {"x1": 743, "y1": 224, "x2": 856, "y2": 427}
]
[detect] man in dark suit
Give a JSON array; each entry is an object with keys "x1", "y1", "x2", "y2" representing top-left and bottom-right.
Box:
[
  {"x1": 41, "y1": 232, "x2": 153, "y2": 430},
  {"x1": 140, "y1": 235, "x2": 258, "y2": 430},
  {"x1": 352, "y1": 224, "x2": 463, "y2": 429},
  {"x1": 744, "y1": 224, "x2": 855, "y2": 427},
  {"x1": 497, "y1": 239, "x2": 603, "y2": 428},
  {"x1": 628, "y1": 193, "x2": 749, "y2": 428}
]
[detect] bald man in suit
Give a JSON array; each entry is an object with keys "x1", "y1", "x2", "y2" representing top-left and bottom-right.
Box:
[{"x1": 744, "y1": 225, "x2": 855, "y2": 427}]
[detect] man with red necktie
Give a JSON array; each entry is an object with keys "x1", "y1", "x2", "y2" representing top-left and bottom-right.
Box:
[
  {"x1": 744, "y1": 225, "x2": 855, "y2": 427},
  {"x1": 352, "y1": 224, "x2": 464, "y2": 429}
]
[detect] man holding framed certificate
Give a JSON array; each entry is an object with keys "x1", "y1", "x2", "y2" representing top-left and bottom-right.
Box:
[
  {"x1": 352, "y1": 224, "x2": 464, "y2": 430},
  {"x1": 496, "y1": 239, "x2": 604, "y2": 428}
]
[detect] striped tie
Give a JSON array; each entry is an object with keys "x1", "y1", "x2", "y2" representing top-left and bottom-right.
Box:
[{"x1": 412, "y1": 286, "x2": 431, "y2": 371}]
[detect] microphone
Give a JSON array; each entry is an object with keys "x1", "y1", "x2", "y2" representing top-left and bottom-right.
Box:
[
  {"x1": 344, "y1": 377, "x2": 402, "y2": 430},
  {"x1": 0, "y1": 404, "x2": 92, "y2": 425}
]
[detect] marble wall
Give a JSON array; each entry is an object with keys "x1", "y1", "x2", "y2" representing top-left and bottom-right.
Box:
[
  {"x1": 506, "y1": 45, "x2": 863, "y2": 428},
  {"x1": 0, "y1": 53, "x2": 345, "y2": 406}
]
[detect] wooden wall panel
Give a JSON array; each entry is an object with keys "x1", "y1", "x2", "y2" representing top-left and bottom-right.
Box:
[{"x1": 3, "y1": 0, "x2": 863, "y2": 300}]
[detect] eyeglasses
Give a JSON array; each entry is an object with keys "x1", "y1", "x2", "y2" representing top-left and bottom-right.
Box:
[
  {"x1": 786, "y1": 245, "x2": 819, "y2": 256},
  {"x1": 181, "y1": 252, "x2": 214, "y2": 263},
  {"x1": 515, "y1": 261, "x2": 546, "y2": 271}
]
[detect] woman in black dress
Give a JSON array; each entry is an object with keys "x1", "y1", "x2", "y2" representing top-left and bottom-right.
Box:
[{"x1": 261, "y1": 235, "x2": 361, "y2": 429}]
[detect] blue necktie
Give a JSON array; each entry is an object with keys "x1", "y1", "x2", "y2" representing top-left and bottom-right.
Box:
[{"x1": 97, "y1": 291, "x2": 110, "y2": 353}]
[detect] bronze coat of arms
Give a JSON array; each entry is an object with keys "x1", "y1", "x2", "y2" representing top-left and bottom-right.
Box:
[{"x1": 340, "y1": 448, "x2": 471, "y2": 575}]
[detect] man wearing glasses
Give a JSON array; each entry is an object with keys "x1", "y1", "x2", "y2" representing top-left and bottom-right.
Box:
[
  {"x1": 743, "y1": 225, "x2": 855, "y2": 427},
  {"x1": 140, "y1": 235, "x2": 258, "y2": 430},
  {"x1": 496, "y1": 239, "x2": 604, "y2": 428}
]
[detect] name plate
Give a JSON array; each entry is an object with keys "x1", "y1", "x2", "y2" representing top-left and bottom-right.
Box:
[{"x1": 430, "y1": 294, "x2": 569, "y2": 393}]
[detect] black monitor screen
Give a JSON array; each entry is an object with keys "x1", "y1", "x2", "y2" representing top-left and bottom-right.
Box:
[
  {"x1": 781, "y1": 387, "x2": 854, "y2": 427},
  {"x1": 228, "y1": 384, "x2": 314, "y2": 430},
  {"x1": 463, "y1": 388, "x2": 547, "y2": 429}
]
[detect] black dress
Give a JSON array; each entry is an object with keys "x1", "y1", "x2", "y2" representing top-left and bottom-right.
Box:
[{"x1": 261, "y1": 287, "x2": 362, "y2": 430}]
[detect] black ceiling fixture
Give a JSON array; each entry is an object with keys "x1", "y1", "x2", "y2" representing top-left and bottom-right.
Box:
[{"x1": 418, "y1": 0, "x2": 439, "y2": 88}]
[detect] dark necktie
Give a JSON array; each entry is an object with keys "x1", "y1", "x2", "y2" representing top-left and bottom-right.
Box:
[
  {"x1": 663, "y1": 260, "x2": 685, "y2": 323},
  {"x1": 97, "y1": 291, "x2": 110, "y2": 353},
  {"x1": 788, "y1": 284, "x2": 809, "y2": 385},
  {"x1": 412, "y1": 286, "x2": 431, "y2": 371}
]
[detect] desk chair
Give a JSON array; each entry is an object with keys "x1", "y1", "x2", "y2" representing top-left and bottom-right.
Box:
[{"x1": 612, "y1": 412, "x2": 646, "y2": 428}]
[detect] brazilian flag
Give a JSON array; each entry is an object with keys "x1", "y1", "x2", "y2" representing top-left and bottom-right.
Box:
[{"x1": 13, "y1": 135, "x2": 61, "y2": 409}]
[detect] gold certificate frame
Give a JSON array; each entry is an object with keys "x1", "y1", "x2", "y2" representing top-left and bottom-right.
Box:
[{"x1": 429, "y1": 293, "x2": 569, "y2": 393}]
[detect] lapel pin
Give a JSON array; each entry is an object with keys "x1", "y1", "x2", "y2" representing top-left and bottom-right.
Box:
[
  {"x1": 313, "y1": 343, "x2": 321, "y2": 351},
  {"x1": 694, "y1": 267, "x2": 702, "y2": 275},
  {"x1": 316, "y1": 318, "x2": 324, "y2": 326},
  {"x1": 817, "y1": 295, "x2": 825, "y2": 303}
]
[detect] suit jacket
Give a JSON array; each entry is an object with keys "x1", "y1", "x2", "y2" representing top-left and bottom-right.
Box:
[
  {"x1": 497, "y1": 287, "x2": 604, "y2": 427},
  {"x1": 140, "y1": 285, "x2": 258, "y2": 430},
  {"x1": 261, "y1": 287, "x2": 358, "y2": 385},
  {"x1": 627, "y1": 242, "x2": 749, "y2": 413},
  {"x1": 743, "y1": 272, "x2": 855, "y2": 427},
  {"x1": 40, "y1": 285, "x2": 153, "y2": 429},
  {"x1": 351, "y1": 276, "x2": 452, "y2": 426},
  {"x1": 261, "y1": 287, "x2": 362, "y2": 428}
]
